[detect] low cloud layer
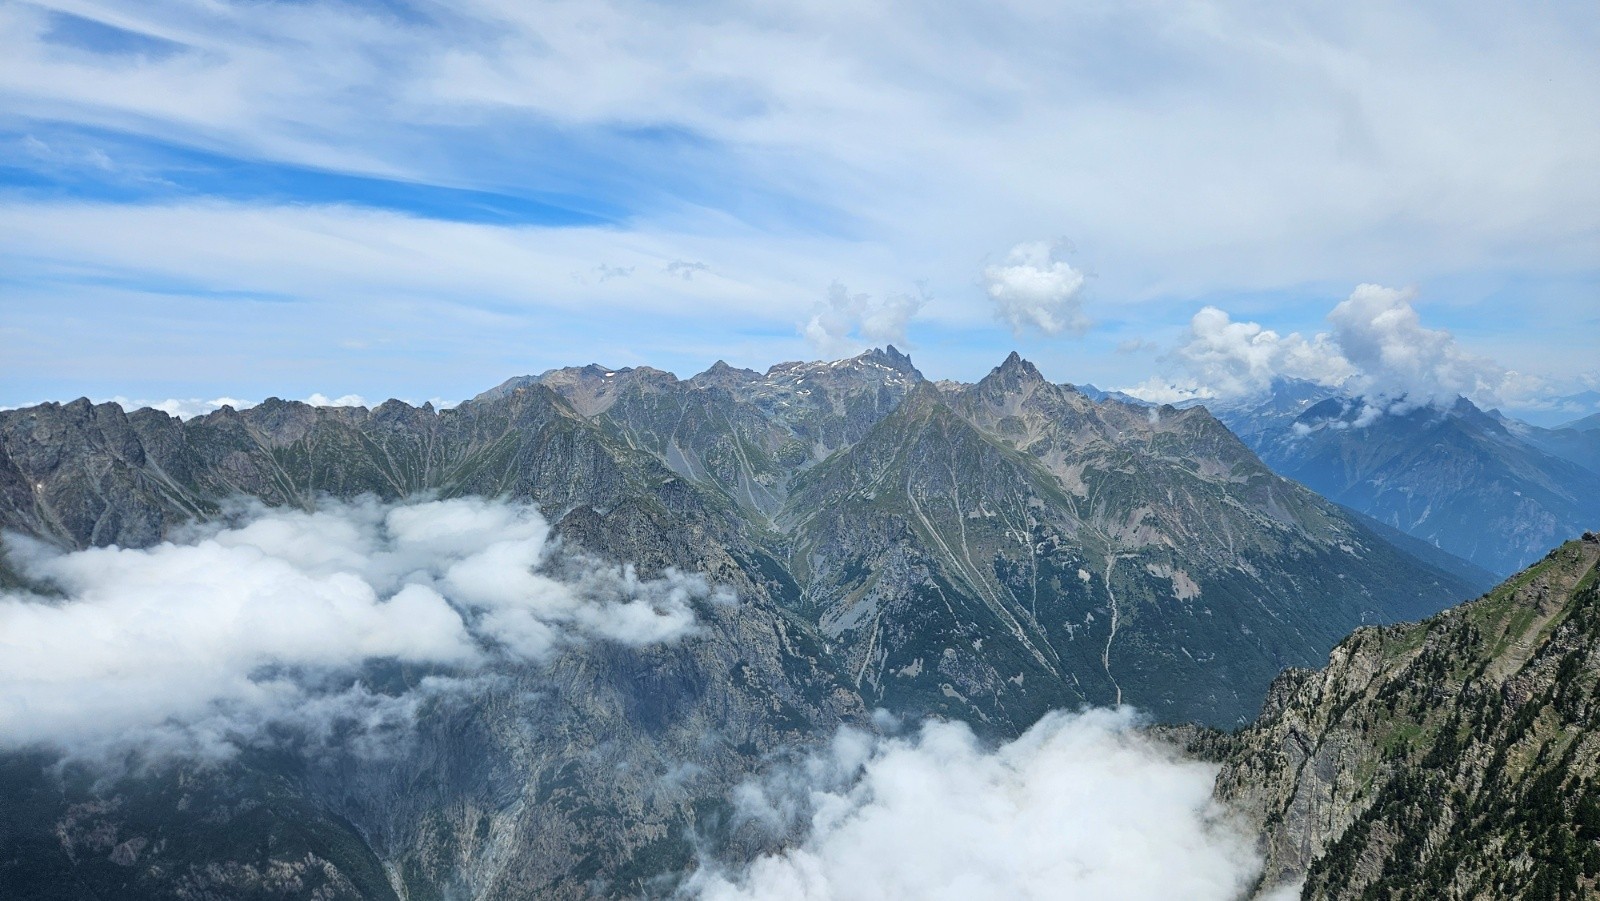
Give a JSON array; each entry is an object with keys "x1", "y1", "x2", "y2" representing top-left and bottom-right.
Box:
[
  {"x1": 0, "y1": 393, "x2": 461, "y2": 420},
  {"x1": 692, "y1": 708, "x2": 1259, "y2": 901},
  {"x1": 1130, "y1": 283, "x2": 1533, "y2": 414},
  {"x1": 984, "y1": 242, "x2": 1089, "y2": 338},
  {"x1": 802, "y1": 282, "x2": 925, "y2": 357},
  {"x1": 0, "y1": 497, "x2": 713, "y2": 758}
]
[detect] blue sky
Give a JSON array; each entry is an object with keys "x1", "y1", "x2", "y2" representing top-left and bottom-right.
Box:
[{"x1": 2, "y1": 0, "x2": 1597, "y2": 423}]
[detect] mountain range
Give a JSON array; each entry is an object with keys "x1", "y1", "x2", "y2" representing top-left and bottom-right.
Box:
[
  {"x1": 1212, "y1": 379, "x2": 1600, "y2": 577},
  {"x1": 0, "y1": 348, "x2": 1537, "y2": 898},
  {"x1": 0, "y1": 349, "x2": 1484, "y2": 729}
]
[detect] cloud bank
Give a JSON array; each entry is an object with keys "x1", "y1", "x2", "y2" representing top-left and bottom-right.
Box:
[
  {"x1": 151, "y1": 392, "x2": 367, "y2": 417},
  {"x1": 692, "y1": 708, "x2": 1258, "y2": 901},
  {"x1": 984, "y1": 242, "x2": 1089, "y2": 338},
  {"x1": 0, "y1": 497, "x2": 713, "y2": 759},
  {"x1": 1326, "y1": 284, "x2": 1524, "y2": 409},
  {"x1": 0, "y1": 393, "x2": 452, "y2": 420},
  {"x1": 1130, "y1": 283, "x2": 1535, "y2": 414}
]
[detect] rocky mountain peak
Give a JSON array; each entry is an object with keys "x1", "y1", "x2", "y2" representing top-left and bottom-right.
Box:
[
  {"x1": 533, "y1": 364, "x2": 678, "y2": 417},
  {"x1": 864, "y1": 344, "x2": 918, "y2": 374},
  {"x1": 687, "y1": 359, "x2": 762, "y2": 391},
  {"x1": 977, "y1": 351, "x2": 1047, "y2": 394},
  {"x1": 786, "y1": 345, "x2": 924, "y2": 381},
  {"x1": 761, "y1": 347, "x2": 925, "y2": 395}
]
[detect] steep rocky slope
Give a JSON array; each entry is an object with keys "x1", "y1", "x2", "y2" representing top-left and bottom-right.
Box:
[
  {"x1": 1213, "y1": 534, "x2": 1600, "y2": 899},
  {"x1": 0, "y1": 387, "x2": 863, "y2": 899}
]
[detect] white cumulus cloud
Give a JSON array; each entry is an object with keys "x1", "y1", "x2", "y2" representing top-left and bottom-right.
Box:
[
  {"x1": 984, "y1": 242, "x2": 1089, "y2": 338},
  {"x1": 108, "y1": 395, "x2": 256, "y2": 419},
  {"x1": 1328, "y1": 283, "x2": 1519, "y2": 409},
  {"x1": 0, "y1": 497, "x2": 711, "y2": 759},
  {"x1": 1133, "y1": 283, "x2": 1535, "y2": 415},
  {"x1": 691, "y1": 707, "x2": 1259, "y2": 901},
  {"x1": 304, "y1": 392, "x2": 368, "y2": 408},
  {"x1": 802, "y1": 282, "x2": 925, "y2": 357},
  {"x1": 1165, "y1": 305, "x2": 1353, "y2": 399},
  {"x1": 101, "y1": 393, "x2": 368, "y2": 419}
]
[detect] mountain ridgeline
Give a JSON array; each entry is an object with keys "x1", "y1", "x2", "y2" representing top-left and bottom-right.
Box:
[
  {"x1": 3, "y1": 348, "x2": 1481, "y2": 729},
  {"x1": 0, "y1": 348, "x2": 1493, "y2": 898}
]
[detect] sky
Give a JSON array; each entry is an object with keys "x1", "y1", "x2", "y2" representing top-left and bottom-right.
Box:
[{"x1": 2, "y1": 0, "x2": 1597, "y2": 423}]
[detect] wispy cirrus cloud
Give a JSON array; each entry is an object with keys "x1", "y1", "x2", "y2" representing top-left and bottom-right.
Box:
[{"x1": 1, "y1": 0, "x2": 1596, "y2": 403}]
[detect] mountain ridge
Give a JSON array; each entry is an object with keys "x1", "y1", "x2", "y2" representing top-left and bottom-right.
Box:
[
  {"x1": 1, "y1": 349, "x2": 1486, "y2": 730},
  {"x1": 1204, "y1": 532, "x2": 1600, "y2": 899}
]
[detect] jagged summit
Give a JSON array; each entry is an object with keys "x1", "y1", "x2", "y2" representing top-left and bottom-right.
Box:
[
  {"x1": 869, "y1": 343, "x2": 918, "y2": 373},
  {"x1": 763, "y1": 345, "x2": 924, "y2": 381},
  {"x1": 978, "y1": 350, "x2": 1047, "y2": 392}
]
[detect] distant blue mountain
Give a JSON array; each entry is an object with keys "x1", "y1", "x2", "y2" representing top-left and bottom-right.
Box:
[
  {"x1": 1496, "y1": 411, "x2": 1600, "y2": 479},
  {"x1": 1560, "y1": 411, "x2": 1600, "y2": 432},
  {"x1": 1213, "y1": 379, "x2": 1600, "y2": 576}
]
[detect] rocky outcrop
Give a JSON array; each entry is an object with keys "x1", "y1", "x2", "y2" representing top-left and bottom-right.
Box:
[{"x1": 1214, "y1": 533, "x2": 1600, "y2": 899}]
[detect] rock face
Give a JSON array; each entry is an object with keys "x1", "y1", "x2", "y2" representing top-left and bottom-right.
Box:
[
  {"x1": 0, "y1": 348, "x2": 1490, "y2": 898},
  {"x1": 1214, "y1": 379, "x2": 1600, "y2": 577},
  {"x1": 1213, "y1": 533, "x2": 1600, "y2": 899}
]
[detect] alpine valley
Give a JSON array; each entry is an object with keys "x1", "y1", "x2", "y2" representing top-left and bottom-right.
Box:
[{"x1": 3, "y1": 347, "x2": 1594, "y2": 900}]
